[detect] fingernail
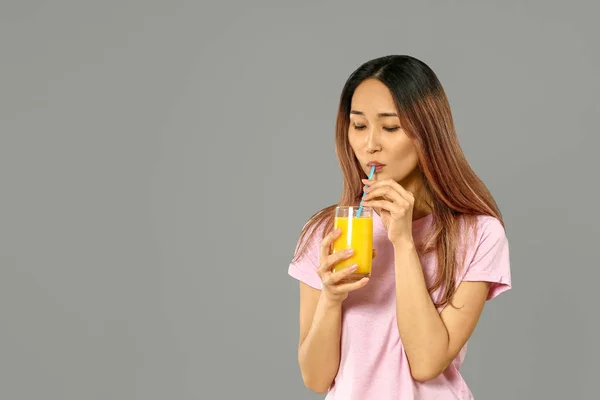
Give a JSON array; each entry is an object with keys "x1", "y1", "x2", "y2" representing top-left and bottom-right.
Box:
[
  {"x1": 345, "y1": 248, "x2": 354, "y2": 254},
  {"x1": 350, "y1": 264, "x2": 358, "y2": 271}
]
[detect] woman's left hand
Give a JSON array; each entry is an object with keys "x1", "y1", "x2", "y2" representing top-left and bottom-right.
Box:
[{"x1": 361, "y1": 179, "x2": 415, "y2": 246}]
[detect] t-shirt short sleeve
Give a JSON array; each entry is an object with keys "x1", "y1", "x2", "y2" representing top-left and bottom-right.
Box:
[
  {"x1": 461, "y1": 216, "x2": 512, "y2": 300},
  {"x1": 288, "y1": 224, "x2": 324, "y2": 290}
]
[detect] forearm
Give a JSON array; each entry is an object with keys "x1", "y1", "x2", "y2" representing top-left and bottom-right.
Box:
[
  {"x1": 393, "y1": 240, "x2": 450, "y2": 381},
  {"x1": 298, "y1": 294, "x2": 343, "y2": 393}
]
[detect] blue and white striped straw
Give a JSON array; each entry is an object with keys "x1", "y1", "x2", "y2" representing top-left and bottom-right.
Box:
[{"x1": 356, "y1": 165, "x2": 376, "y2": 218}]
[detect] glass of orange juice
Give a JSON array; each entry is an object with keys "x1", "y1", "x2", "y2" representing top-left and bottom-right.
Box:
[{"x1": 332, "y1": 205, "x2": 373, "y2": 282}]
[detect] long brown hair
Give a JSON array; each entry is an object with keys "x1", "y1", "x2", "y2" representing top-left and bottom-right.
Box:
[{"x1": 292, "y1": 55, "x2": 503, "y2": 308}]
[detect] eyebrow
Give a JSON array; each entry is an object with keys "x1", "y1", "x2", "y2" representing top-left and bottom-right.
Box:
[{"x1": 350, "y1": 110, "x2": 398, "y2": 118}]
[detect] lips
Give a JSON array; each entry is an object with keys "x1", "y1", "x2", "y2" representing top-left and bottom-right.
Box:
[{"x1": 367, "y1": 162, "x2": 385, "y2": 172}]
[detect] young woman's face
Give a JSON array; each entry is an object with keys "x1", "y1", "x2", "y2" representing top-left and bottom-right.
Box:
[{"x1": 348, "y1": 78, "x2": 420, "y2": 188}]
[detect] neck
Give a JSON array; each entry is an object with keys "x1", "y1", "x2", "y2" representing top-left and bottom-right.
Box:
[{"x1": 399, "y1": 170, "x2": 433, "y2": 221}]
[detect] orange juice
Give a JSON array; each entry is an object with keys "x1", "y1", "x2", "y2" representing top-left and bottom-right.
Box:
[{"x1": 332, "y1": 215, "x2": 373, "y2": 280}]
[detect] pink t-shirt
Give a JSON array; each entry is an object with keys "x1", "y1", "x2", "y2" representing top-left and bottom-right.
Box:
[{"x1": 288, "y1": 211, "x2": 511, "y2": 399}]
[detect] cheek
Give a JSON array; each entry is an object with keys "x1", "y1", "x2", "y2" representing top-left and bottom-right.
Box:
[
  {"x1": 347, "y1": 132, "x2": 361, "y2": 153},
  {"x1": 392, "y1": 140, "x2": 419, "y2": 168}
]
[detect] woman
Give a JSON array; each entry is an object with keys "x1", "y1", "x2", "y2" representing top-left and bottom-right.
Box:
[{"x1": 288, "y1": 55, "x2": 511, "y2": 399}]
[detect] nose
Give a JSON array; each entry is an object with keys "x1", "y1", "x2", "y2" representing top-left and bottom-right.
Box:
[{"x1": 366, "y1": 128, "x2": 382, "y2": 154}]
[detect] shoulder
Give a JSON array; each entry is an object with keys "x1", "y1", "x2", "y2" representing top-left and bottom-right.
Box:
[
  {"x1": 297, "y1": 205, "x2": 336, "y2": 240},
  {"x1": 459, "y1": 214, "x2": 511, "y2": 299},
  {"x1": 291, "y1": 206, "x2": 333, "y2": 261},
  {"x1": 472, "y1": 214, "x2": 508, "y2": 245},
  {"x1": 288, "y1": 208, "x2": 333, "y2": 289}
]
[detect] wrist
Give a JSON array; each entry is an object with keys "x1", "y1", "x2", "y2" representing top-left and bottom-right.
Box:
[
  {"x1": 320, "y1": 292, "x2": 344, "y2": 309},
  {"x1": 392, "y1": 236, "x2": 415, "y2": 251},
  {"x1": 393, "y1": 238, "x2": 419, "y2": 273}
]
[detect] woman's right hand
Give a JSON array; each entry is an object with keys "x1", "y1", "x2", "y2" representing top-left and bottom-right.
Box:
[{"x1": 317, "y1": 228, "x2": 371, "y2": 304}]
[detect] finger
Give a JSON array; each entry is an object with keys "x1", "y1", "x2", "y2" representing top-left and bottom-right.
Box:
[
  {"x1": 329, "y1": 277, "x2": 370, "y2": 293},
  {"x1": 361, "y1": 199, "x2": 401, "y2": 215},
  {"x1": 364, "y1": 191, "x2": 411, "y2": 210},
  {"x1": 362, "y1": 178, "x2": 400, "y2": 195},
  {"x1": 318, "y1": 248, "x2": 354, "y2": 275},
  {"x1": 361, "y1": 178, "x2": 394, "y2": 191},
  {"x1": 319, "y1": 228, "x2": 341, "y2": 265},
  {"x1": 325, "y1": 263, "x2": 358, "y2": 285},
  {"x1": 363, "y1": 186, "x2": 404, "y2": 204},
  {"x1": 363, "y1": 179, "x2": 414, "y2": 203}
]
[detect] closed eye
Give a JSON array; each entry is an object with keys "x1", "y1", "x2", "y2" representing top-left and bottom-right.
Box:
[{"x1": 351, "y1": 124, "x2": 400, "y2": 132}]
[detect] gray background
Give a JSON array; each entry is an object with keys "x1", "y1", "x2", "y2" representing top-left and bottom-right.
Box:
[{"x1": 1, "y1": 0, "x2": 598, "y2": 399}]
